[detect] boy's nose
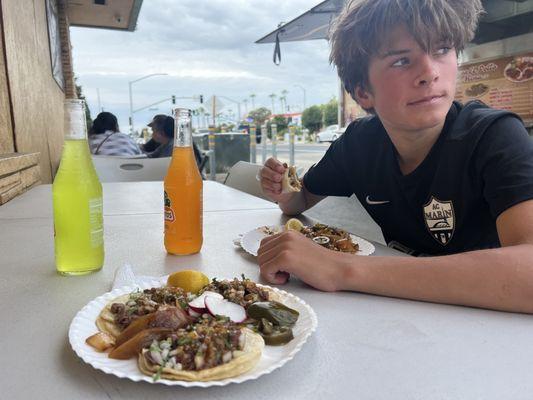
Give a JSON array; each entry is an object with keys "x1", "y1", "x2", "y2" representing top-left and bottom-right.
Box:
[{"x1": 415, "y1": 55, "x2": 439, "y2": 86}]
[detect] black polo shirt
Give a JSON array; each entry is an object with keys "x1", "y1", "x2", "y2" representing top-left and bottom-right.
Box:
[{"x1": 304, "y1": 101, "x2": 533, "y2": 255}]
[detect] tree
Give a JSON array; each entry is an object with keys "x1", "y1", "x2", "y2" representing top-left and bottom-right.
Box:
[
  {"x1": 268, "y1": 115, "x2": 288, "y2": 136},
  {"x1": 323, "y1": 98, "x2": 338, "y2": 126},
  {"x1": 247, "y1": 107, "x2": 271, "y2": 126},
  {"x1": 302, "y1": 105, "x2": 322, "y2": 133},
  {"x1": 268, "y1": 93, "x2": 277, "y2": 114},
  {"x1": 249, "y1": 93, "x2": 256, "y2": 109},
  {"x1": 75, "y1": 78, "x2": 92, "y2": 130}
]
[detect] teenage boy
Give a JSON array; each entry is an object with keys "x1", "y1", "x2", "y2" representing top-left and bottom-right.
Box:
[{"x1": 258, "y1": 0, "x2": 533, "y2": 313}]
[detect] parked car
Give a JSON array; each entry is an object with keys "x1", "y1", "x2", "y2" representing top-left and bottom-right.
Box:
[{"x1": 316, "y1": 125, "x2": 343, "y2": 143}]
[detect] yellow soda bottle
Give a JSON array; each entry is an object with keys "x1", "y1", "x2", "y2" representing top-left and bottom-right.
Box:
[{"x1": 53, "y1": 99, "x2": 104, "y2": 275}]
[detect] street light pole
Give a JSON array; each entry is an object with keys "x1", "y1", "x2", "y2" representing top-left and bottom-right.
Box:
[
  {"x1": 128, "y1": 73, "x2": 168, "y2": 134},
  {"x1": 294, "y1": 84, "x2": 306, "y2": 111}
]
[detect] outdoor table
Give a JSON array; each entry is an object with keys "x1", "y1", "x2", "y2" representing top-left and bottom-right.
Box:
[{"x1": 1, "y1": 181, "x2": 533, "y2": 399}]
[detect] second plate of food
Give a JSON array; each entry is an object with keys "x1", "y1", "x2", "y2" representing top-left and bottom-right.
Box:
[{"x1": 240, "y1": 221, "x2": 375, "y2": 257}]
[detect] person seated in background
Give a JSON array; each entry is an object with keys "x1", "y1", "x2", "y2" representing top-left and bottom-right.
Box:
[
  {"x1": 142, "y1": 115, "x2": 174, "y2": 158},
  {"x1": 143, "y1": 114, "x2": 205, "y2": 171},
  {"x1": 88, "y1": 112, "x2": 142, "y2": 156}
]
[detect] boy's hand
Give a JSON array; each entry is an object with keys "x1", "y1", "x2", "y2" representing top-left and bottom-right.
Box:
[
  {"x1": 259, "y1": 157, "x2": 294, "y2": 204},
  {"x1": 257, "y1": 230, "x2": 349, "y2": 292}
]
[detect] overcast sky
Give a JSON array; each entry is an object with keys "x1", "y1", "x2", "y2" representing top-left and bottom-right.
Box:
[{"x1": 70, "y1": 0, "x2": 339, "y2": 132}]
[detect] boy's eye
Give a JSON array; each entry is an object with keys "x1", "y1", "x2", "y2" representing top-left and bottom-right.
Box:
[
  {"x1": 392, "y1": 57, "x2": 409, "y2": 67},
  {"x1": 435, "y1": 46, "x2": 452, "y2": 55}
]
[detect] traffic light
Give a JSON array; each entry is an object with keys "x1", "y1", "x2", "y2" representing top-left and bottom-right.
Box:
[
  {"x1": 199, "y1": 95, "x2": 204, "y2": 104},
  {"x1": 171, "y1": 95, "x2": 176, "y2": 104}
]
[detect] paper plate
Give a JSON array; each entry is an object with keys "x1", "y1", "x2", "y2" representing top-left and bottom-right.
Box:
[
  {"x1": 69, "y1": 280, "x2": 317, "y2": 387},
  {"x1": 241, "y1": 225, "x2": 375, "y2": 257}
]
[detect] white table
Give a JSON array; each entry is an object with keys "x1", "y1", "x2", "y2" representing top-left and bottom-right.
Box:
[{"x1": 1, "y1": 182, "x2": 533, "y2": 400}]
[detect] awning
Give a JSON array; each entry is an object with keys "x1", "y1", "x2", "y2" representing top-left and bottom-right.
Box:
[
  {"x1": 67, "y1": 0, "x2": 144, "y2": 32},
  {"x1": 255, "y1": 0, "x2": 345, "y2": 44},
  {"x1": 255, "y1": 0, "x2": 345, "y2": 65}
]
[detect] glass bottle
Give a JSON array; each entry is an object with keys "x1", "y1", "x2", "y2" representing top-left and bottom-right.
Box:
[
  {"x1": 164, "y1": 108, "x2": 203, "y2": 255},
  {"x1": 53, "y1": 99, "x2": 104, "y2": 274}
]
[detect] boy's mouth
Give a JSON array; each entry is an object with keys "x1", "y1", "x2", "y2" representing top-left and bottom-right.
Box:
[{"x1": 407, "y1": 94, "x2": 445, "y2": 106}]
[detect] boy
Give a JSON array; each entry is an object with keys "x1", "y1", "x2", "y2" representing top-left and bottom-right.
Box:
[{"x1": 258, "y1": 0, "x2": 533, "y2": 313}]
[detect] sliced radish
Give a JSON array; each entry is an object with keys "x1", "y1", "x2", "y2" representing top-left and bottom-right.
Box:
[
  {"x1": 188, "y1": 308, "x2": 201, "y2": 318},
  {"x1": 188, "y1": 291, "x2": 223, "y2": 312},
  {"x1": 204, "y1": 296, "x2": 246, "y2": 323}
]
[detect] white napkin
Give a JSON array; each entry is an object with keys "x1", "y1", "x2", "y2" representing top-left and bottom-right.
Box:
[{"x1": 112, "y1": 263, "x2": 164, "y2": 291}]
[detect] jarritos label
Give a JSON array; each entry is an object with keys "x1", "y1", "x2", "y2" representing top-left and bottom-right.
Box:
[
  {"x1": 423, "y1": 197, "x2": 455, "y2": 246},
  {"x1": 164, "y1": 191, "x2": 175, "y2": 222}
]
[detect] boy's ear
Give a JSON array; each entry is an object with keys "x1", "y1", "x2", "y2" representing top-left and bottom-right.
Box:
[{"x1": 354, "y1": 86, "x2": 374, "y2": 109}]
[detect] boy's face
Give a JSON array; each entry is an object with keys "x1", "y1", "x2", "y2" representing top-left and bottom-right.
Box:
[{"x1": 356, "y1": 25, "x2": 458, "y2": 135}]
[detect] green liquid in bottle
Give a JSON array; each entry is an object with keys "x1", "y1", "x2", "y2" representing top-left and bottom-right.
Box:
[{"x1": 53, "y1": 139, "x2": 104, "y2": 275}]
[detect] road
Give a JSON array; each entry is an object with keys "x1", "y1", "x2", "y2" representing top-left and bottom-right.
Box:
[{"x1": 253, "y1": 142, "x2": 331, "y2": 171}]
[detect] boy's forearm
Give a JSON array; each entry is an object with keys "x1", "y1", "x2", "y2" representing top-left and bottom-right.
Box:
[
  {"x1": 339, "y1": 244, "x2": 533, "y2": 313},
  {"x1": 278, "y1": 186, "x2": 325, "y2": 216},
  {"x1": 278, "y1": 191, "x2": 308, "y2": 215}
]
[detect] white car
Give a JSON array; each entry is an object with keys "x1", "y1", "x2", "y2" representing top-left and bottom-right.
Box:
[{"x1": 317, "y1": 125, "x2": 344, "y2": 143}]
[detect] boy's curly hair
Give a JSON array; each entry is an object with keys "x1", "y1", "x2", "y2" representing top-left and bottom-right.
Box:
[{"x1": 329, "y1": 0, "x2": 483, "y2": 101}]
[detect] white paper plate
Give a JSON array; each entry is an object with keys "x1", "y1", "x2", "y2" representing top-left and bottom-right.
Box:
[
  {"x1": 241, "y1": 225, "x2": 376, "y2": 257},
  {"x1": 69, "y1": 280, "x2": 318, "y2": 387}
]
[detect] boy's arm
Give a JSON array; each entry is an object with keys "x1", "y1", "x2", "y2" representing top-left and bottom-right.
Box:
[{"x1": 258, "y1": 199, "x2": 533, "y2": 314}]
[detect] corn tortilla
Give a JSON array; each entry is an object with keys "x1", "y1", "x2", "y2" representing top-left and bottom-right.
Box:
[{"x1": 138, "y1": 328, "x2": 264, "y2": 381}]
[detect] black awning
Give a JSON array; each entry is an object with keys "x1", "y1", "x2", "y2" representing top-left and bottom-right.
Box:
[{"x1": 255, "y1": 0, "x2": 345, "y2": 44}]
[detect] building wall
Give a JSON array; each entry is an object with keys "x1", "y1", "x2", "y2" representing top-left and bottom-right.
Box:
[
  {"x1": 0, "y1": 12, "x2": 15, "y2": 154},
  {"x1": 1, "y1": 0, "x2": 70, "y2": 183}
]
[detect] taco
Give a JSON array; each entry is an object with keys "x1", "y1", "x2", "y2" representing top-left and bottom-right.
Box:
[
  {"x1": 96, "y1": 286, "x2": 188, "y2": 338},
  {"x1": 138, "y1": 318, "x2": 264, "y2": 381},
  {"x1": 281, "y1": 164, "x2": 302, "y2": 193}
]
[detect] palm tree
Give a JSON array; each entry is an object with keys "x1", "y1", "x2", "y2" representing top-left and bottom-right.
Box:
[
  {"x1": 280, "y1": 89, "x2": 288, "y2": 112},
  {"x1": 279, "y1": 96, "x2": 286, "y2": 114},
  {"x1": 250, "y1": 93, "x2": 256, "y2": 109},
  {"x1": 243, "y1": 98, "x2": 249, "y2": 114},
  {"x1": 269, "y1": 93, "x2": 277, "y2": 114}
]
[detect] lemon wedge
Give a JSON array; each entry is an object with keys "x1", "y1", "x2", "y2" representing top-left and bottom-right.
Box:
[
  {"x1": 167, "y1": 270, "x2": 210, "y2": 294},
  {"x1": 285, "y1": 218, "x2": 304, "y2": 232}
]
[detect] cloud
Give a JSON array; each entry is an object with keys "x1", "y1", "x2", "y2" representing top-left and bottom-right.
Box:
[{"x1": 70, "y1": 0, "x2": 339, "y2": 131}]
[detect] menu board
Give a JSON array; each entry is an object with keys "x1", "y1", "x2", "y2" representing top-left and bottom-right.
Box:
[{"x1": 456, "y1": 53, "x2": 533, "y2": 126}]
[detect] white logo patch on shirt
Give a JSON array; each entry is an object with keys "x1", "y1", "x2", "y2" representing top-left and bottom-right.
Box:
[
  {"x1": 423, "y1": 197, "x2": 455, "y2": 245},
  {"x1": 365, "y1": 195, "x2": 390, "y2": 205}
]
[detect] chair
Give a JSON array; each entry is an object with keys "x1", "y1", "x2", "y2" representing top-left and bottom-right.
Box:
[
  {"x1": 223, "y1": 161, "x2": 271, "y2": 201},
  {"x1": 92, "y1": 156, "x2": 171, "y2": 182}
]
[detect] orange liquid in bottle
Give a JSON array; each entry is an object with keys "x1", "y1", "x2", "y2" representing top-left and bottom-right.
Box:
[{"x1": 164, "y1": 146, "x2": 203, "y2": 255}]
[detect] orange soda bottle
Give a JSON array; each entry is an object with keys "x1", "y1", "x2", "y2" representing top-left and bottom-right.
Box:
[{"x1": 164, "y1": 108, "x2": 203, "y2": 255}]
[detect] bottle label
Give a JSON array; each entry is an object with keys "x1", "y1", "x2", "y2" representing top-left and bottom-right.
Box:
[
  {"x1": 164, "y1": 191, "x2": 175, "y2": 222},
  {"x1": 89, "y1": 198, "x2": 104, "y2": 248}
]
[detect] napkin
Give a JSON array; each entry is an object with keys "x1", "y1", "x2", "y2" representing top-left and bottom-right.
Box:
[{"x1": 112, "y1": 263, "x2": 164, "y2": 291}]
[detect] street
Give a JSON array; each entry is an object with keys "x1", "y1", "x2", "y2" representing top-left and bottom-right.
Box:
[{"x1": 253, "y1": 142, "x2": 331, "y2": 171}]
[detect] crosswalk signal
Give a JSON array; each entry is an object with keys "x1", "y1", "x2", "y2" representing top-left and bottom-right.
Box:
[{"x1": 171, "y1": 95, "x2": 176, "y2": 104}]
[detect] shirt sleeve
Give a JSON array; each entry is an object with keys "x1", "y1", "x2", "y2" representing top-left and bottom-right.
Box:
[
  {"x1": 303, "y1": 130, "x2": 353, "y2": 197},
  {"x1": 476, "y1": 115, "x2": 533, "y2": 217}
]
